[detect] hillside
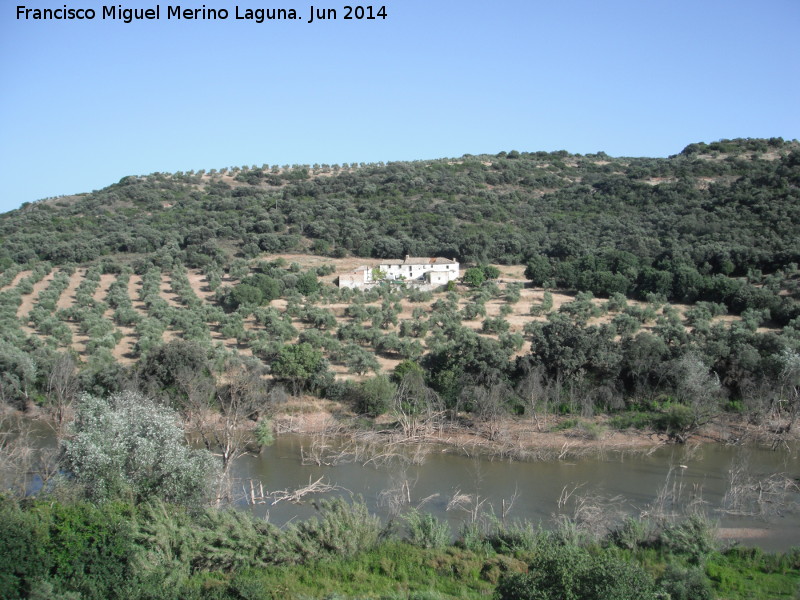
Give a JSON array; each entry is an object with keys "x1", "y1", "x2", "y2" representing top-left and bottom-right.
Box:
[
  {"x1": 1, "y1": 138, "x2": 799, "y2": 442},
  {"x1": 1, "y1": 137, "x2": 798, "y2": 272}
]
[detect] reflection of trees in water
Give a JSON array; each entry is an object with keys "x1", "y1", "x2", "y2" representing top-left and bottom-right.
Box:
[{"x1": 0, "y1": 413, "x2": 59, "y2": 497}]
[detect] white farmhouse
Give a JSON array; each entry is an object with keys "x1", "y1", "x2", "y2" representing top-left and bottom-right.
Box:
[
  {"x1": 338, "y1": 256, "x2": 459, "y2": 289},
  {"x1": 379, "y1": 256, "x2": 459, "y2": 285}
]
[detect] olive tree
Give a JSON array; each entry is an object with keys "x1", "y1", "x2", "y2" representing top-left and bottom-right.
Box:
[
  {"x1": 271, "y1": 343, "x2": 326, "y2": 395},
  {"x1": 60, "y1": 391, "x2": 218, "y2": 507}
]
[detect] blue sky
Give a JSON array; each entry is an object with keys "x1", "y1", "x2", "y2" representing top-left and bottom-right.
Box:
[{"x1": 1, "y1": 0, "x2": 798, "y2": 213}]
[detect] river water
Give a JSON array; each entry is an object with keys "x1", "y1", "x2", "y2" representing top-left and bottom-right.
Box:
[
  {"x1": 232, "y1": 435, "x2": 800, "y2": 552},
  {"x1": 9, "y1": 421, "x2": 800, "y2": 551}
]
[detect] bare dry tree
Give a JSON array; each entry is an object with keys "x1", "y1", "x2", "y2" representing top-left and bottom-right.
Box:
[
  {"x1": 182, "y1": 360, "x2": 269, "y2": 502},
  {"x1": 775, "y1": 350, "x2": 800, "y2": 433},
  {"x1": 378, "y1": 469, "x2": 416, "y2": 518},
  {"x1": 465, "y1": 382, "x2": 511, "y2": 442},
  {"x1": 446, "y1": 488, "x2": 490, "y2": 523},
  {"x1": 516, "y1": 364, "x2": 548, "y2": 431},
  {"x1": 673, "y1": 353, "x2": 724, "y2": 435},
  {"x1": 553, "y1": 484, "x2": 628, "y2": 543},
  {"x1": 392, "y1": 372, "x2": 445, "y2": 439},
  {"x1": 44, "y1": 352, "x2": 80, "y2": 439},
  {"x1": 641, "y1": 464, "x2": 707, "y2": 521},
  {"x1": 301, "y1": 430, "x2": 428, "y2": 469}
]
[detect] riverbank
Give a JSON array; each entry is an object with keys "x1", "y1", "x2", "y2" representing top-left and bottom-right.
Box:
[{"x1": 270, "y1": 397, "x2": 798, "y2": 460}]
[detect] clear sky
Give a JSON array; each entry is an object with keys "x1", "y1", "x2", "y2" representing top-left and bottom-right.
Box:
[{"x1": 1, "y1": 0, "x2": 798, "y2": 213}]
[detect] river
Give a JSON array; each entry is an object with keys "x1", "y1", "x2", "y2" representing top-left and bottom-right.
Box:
[
  {"x1": 232, "y1": 435, "x2": 800, "y2": 552},
  {"x1": 8, "y1": 420, "x2": 800, "y2": 551}
]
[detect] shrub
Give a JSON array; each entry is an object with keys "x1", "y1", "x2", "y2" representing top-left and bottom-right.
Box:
[
  {"x1": 463, "y1": 268, "x2": 485, "y2": 287},
  {"x1": 287, "y1": 498, "x2": 381, "y2": 561},
  {"x1": 0, "y1": 498, "x2": 144, "y2": 600},
  {"x1": 403, "y1": 510, "x2": 451, "y2": 549},
  {"x1": 60, "y1": 391, "x2": 218, "y2": 507},
  {"x1": 658, "y1": 515, "x2": 717, "y2": 564},
  {"x1": 495, "y1": 544, "x2": 657, "y2": 600},
  {"x1": 609, "y1": 411, "x2": 658, "y2": 431},
  {"x1": 657, "y1": 563, "x2": 713, "y2": 600},
  {"x1": 254, "y1": 419, "x2": 275, "y2": 448},
  {"x1": 357, "y1": 375, "x2": 396, "y2": 417},
  {"x1": 654, "y1": 404, "x2": 695, "y2": 438},
  {"x1": 608, "y1": 516, "x2": 657, "y2": 550}
]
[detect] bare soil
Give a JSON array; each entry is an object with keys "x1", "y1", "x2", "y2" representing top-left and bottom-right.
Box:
[
  {"x1": 17, "y1": 269, "x2": 55, "y2": 320},
  {"x1": 160, "y1": 274, "x2": 183, "y2": 308},
  {"x1": 56, "y1": 268, "x2": 85, "y2": 311},
  {"x1": 93, "y1": 273, "x2": 116, "y2": 307},
  {"x1": 112, "y1": 325, "x2": 138, "y2": 364},
  {"x1": 186, "y1": 270, "x2": 217, "y2": 302}
]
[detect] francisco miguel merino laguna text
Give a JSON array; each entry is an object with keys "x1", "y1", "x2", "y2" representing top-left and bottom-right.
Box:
[{"x1": 16, "y1": 4, "x2": 388, "y2": 23}]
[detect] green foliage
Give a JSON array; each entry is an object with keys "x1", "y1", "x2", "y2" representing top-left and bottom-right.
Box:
[
  {"x1": 482, "y1": 265, "x2": 501, "y2": 280},
  {"x1": 2, "y1": 491, "x2": 798, "y2": 600},
  {"x1": 403, "y1": 509, "x2": 451, "y2": 549},
  {"x1": 253, "y1": 418, "x2": 274, "y2": 448},
  {"x1": 137, "y1": 339, "x2": 213, "y2": 408},
  {"x1": 463, "y1": 267, "x2": 486, "y2": 287},
  {"x1": 482, "y1": 316, "x2": 510, "y2": 334},
  {"x1": 1, "y1": 139, "x2": 800, "y2": 443},
  {"x1": 271, "y1": 342, "x2": 326, "y2": 395},
  {"x1": 344, "y1": 343, "x2": 381, "y2": 375},
  {"x1": 296, "y1": 270, "x2": 320, "y2": 295},
  {"x1": 658, "y1": 515, "x2": 717, "y2": 564},
  {"x1": 525, "y1": 256, "x2": 552, "y2": 286},
  {"x1": 392, "y1": 360, "x2": 425, "y2": 383},
  {"x1": 60, "y1": 391, "x2": 218, "y2": 506},
  {"x1": 356, "y1": 374, "x2": 396, "y2": 416},
  {"x1": 226, "y1": 283, "x2": 263, "y2": 310},
  {"x1": 654, "y1": 404, "x2": 697, "y2": 438},
  {"x1": 657, "y1": 563, "x2": 713, "y2": 600},
  {"x1": 609, "y1": 411, "x2": 659, "y2": 431},
  {"x1": 287, "y1": 498, "x2": 382, "y2": 561},
  {"x1": 495, "y1": 544, "x2": 657, "y2": 600},
  {"x1": 0, "y1": 497, "x2": 143, "y2": 600}
]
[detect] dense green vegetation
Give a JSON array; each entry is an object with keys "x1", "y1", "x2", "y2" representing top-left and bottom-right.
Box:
[
  {"x1": 1, "y1": 138, "x2": 797, "y2": 273},
  {"x1": 2, "y1": 493, "x2": 799, "y2": 599}
]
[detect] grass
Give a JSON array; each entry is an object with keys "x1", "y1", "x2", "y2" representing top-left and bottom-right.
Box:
[
  {"x1": 706, "y1": 547, "x2": 800, "y2": 599},
  {"x1": 185, "y1": 543, "x2": 800, "y2": 600},
  {"x1": 187, "y1": 543, "x2": 498, "y2": 599}
]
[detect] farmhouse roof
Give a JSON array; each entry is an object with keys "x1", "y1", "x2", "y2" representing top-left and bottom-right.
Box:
[{"x1": 381, "y1": 256, "x2": 457, "y2": 266}]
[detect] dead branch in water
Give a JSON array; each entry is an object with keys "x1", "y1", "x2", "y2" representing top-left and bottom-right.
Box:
[
  {"x1": 446, "y1": 488, "x2": 490, "y2": 523},
  {"x1": 269, "y1": 476, "x2": 345, "y2": 505},
  {"x1": 721, "y1": 458, "x2": 800, "y2": 518},
  {"x1": 557, "y1": 483, "x2": 585, "y2": 510}
]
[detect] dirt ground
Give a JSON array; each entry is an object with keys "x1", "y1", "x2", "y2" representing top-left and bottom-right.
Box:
[
  {"x1": 271, "y1": 398, "x2": 781, "y2": 459},
  {"x1": 56, "y1": 269, "x2": 85, "y2": 311},
  {"x1": 16, "y1": 269, "x2": 55, "y2": 320}
]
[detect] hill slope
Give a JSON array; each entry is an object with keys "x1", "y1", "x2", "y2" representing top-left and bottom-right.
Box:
[
  {"x1": 1, "y1": 138, "x2": 799, "y2": 439},
  {"x1": 2, "y1": 137, "x2": 798, "y2": 274}
]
